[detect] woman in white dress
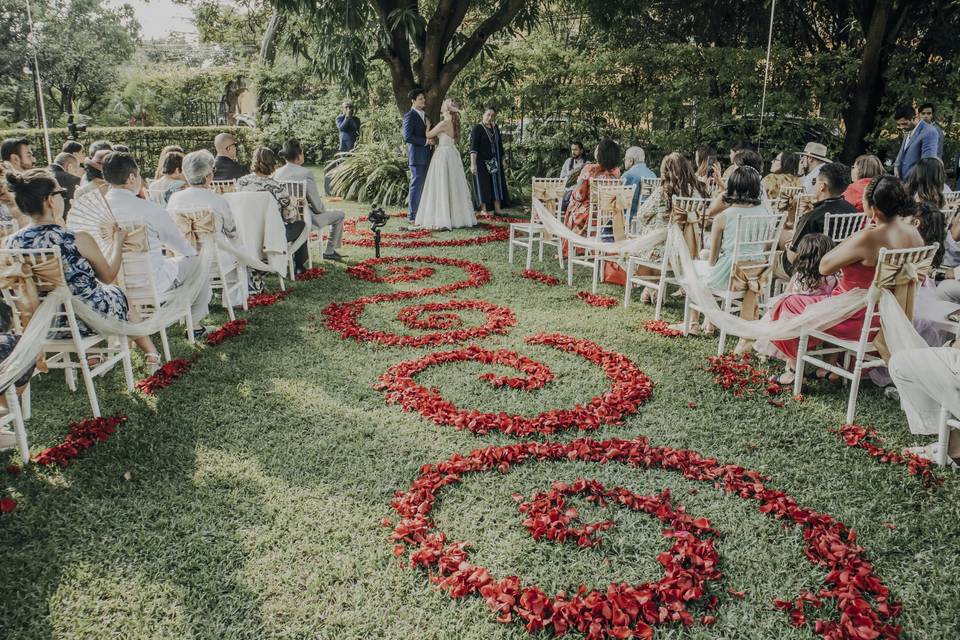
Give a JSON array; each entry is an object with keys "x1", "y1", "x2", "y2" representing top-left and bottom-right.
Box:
[{"x1": 415, "y1": 99, "x2": 477, "y2": 230}]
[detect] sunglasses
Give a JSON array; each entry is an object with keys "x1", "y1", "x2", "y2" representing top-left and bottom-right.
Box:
[{"x1": 51, "y1": 188, "x2": 67, "y2": 197}]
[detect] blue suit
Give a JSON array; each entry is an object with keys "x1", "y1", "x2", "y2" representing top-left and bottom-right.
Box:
[
  {"x1": 336, "y1": 115, "x2": 360, "y2": 152},
  {"x1": 403, "y1": 109, "x2": 432, "y2": 221},
  {"x1": 895, "y1": 120, "x2": 939, "y2": 179}
]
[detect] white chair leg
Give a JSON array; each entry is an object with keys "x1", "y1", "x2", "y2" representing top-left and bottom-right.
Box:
[
  {"x1": 119, "y1": 337, "x2": 134, "y2": 390},
  {"x1": 78, "y1": 358, "x2": 101, "y2": 418},
  {"x1": 936, "y1": 406, "x2": 950, "y2": 466},
  {"x1": 654, "y1": 267, "x2": 668, "y2": 321},
  {"x1": 845, "y1": 362, "x2": 864, "y2": 424},
  {"x1": 159, "y1": 328, "x2": 172, "y2": 362},
  {"x1": 682, "y1": 297, "x2": 692, "y2": 335},
  {"x1": 507, "y1": 228, "x2": 516, "y2": 264},
  {"x1": 525, "y1": 237, "x2": 534, "y2": 270},
  {"x1": 591, "y1": 259, "x2": 600, "y2": 294},
  {"x1": 623, "y1": 271, "x2": 633, "y2": 309},
  {"x1": 185, "y1": 310, "x2": 195, "y2": 344},
  {"x1": 64, "y1": 353, "x2": 77, "y2": 392},
  {"x1": 793, "y1": 335, "x2": 809, "y2": 396},
  {"x1": 538, "y1": 235, "x2": 545, "y2": 262},
  {"x1": 21, "y1": 382, "x2": 31, "y2": 421},
  {"x1": 6, "y1": 386, "x2": 28, "y2": 465},
  {"x1": 567, "y1": 249, "x2": 574, "y2": 286}
]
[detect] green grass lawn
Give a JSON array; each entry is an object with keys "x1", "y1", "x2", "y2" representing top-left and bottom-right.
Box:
[{"x1": 1, "y1": 201, "x2": 958, "y2": 639}]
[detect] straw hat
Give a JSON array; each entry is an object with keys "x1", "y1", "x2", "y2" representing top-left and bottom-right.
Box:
[{"x1": 799, "y1": 142, "x2": 830, "y2": 163}]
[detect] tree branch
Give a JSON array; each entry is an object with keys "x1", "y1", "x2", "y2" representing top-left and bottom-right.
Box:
[{"x1": 437, "y1": 0, "x2": 526, "y2": 89}]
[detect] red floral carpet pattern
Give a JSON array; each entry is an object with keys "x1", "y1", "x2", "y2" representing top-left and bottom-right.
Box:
[
  {"x1": 834, "y1": 424, "x2": 941, "y2": 488},
  {"x1": 390, "y1": 437, "x2": 902, "y2": 640},
  {"x1": 32, "y1": 414, "x2": 127, "y2": 467},
  {"x1": 519, "y1": 269, "x2": 561, "y2": 286},
  {"x1": 577, "y1": 291, "x2": 619, "y2": 308},
  {"x1": 375, "y1": 333, "x2": 653, "y2": 436},
  {"x1": 341, "y1": 214, "x2": 508, "y2": 248}
]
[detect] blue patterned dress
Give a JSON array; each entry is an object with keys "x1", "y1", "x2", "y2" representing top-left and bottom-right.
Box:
[{"x1": 4, "y1": 224, "x2": 129, "y2": 322}]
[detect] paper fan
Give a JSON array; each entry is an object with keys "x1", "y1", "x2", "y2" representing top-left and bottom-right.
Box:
[{"x1": 67, "y1": 191, "x2": 117, "y2": 254}]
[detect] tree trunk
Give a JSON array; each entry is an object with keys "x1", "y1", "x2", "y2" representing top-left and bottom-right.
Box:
[
  {"x1": 12, "y1": 84, "x2": 23, "y2": 122},
  {"x1": 259, "y1": 12, "x2": 286, "y2": 65},
  {"x1": 840, "y1": 1, "x2": 902, "y2": 163}
]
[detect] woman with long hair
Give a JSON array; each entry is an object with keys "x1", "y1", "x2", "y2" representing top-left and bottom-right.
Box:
[
  {"x1": 564, "y1": 138, "x2": 622, "y2": 240},
  {"x1": 906, "y1": 157, "x2": 947, "y2": 210},
  {"x1": 761, "y1": 151, "x2": 802, "y2": 200},
  {"x1": 415, "y1": 98, "x2": 476, "y2": 230}
]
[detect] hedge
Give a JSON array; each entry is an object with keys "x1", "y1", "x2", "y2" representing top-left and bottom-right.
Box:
[{"x1": 0, "y1": 126, "x2": 257, "y2": 174}]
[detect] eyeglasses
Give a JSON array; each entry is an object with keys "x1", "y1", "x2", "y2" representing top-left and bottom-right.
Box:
[{"x1": 51, "y1": 188, "x2": 67, "y2": 197}]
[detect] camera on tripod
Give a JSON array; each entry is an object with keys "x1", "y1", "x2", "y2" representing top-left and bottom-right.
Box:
[
  {"x1": 66, "y1": 115, "x2": 87, "y2": 141},
  {"x1": 368, "y1": 207, "x2": 389, "y2": 257}
]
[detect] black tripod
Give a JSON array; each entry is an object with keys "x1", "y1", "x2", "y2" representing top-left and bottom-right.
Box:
[{"x1": 368, "y1": 207, "x2": 389, "y2": 258}]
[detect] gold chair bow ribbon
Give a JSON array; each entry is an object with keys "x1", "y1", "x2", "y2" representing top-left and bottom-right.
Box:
[
  {"x1": 871, "y1": 254, "x2": 934, "y2": 360},
  {"x1": 175, "y1": 213, "x2": 217, "y2": 251},
  {"x1": 532, "y1": 184, "x2": 564, "y2": 241},
  {"x1": 600, "y1": 192, "x2": 632, "y2": 241},
  {"x1": 669, "y1": 204, "x2": 700, "y2": 258},
  {"x1": 729, "y1": 259, "x2": 772, "y2": 321},
  {"x1": 0, "y1": 257, "x2": 66, "y2": 374},
  {"x1": 96, "y1": 224, "x2": 150, "y2": 253}
]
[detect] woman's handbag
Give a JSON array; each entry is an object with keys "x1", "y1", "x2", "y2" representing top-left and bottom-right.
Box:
[{"x1": 484, "y1": 158, "x2": 500, "y2": 174}]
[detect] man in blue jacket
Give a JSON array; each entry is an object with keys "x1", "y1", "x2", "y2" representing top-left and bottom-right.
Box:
[
  {"x1": 893, "y1": 103, "x2": 939, "y2": 180},
  {"x1": 336, "y1": 101, "x2": 360, "y2": 152},
  {"x1": 402, "y1": 88, "x2": 434, "y2": 223}
]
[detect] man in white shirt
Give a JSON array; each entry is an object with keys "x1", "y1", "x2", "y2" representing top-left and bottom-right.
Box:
[
  {"x1": 559, "y1": 141, "x2": 586, "y2": 181},
  {"x1": 166, "y1": 150, "x2": 238, "y2": 240},
  {"x1": 102, "y1": 152, "x2": 212, "y2": 339},
  {"x1": 273, "y1": 139, "x2": 345, "y2": 260},
  {"x1": 799, "y1": 142, "x2": 830, "y2": 194}
]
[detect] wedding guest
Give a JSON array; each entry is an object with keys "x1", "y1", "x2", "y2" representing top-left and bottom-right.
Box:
[
  {"x1": 0, "y1": 138, "x2": 35, "y2": 173},
  {"x1": 889, "y1": 343, "x2": 960, "y2": 467},
  {"x1": 918, "y1": 102, "x2": 945, "y2": 158},
  {"x1": 564, "y1": 138, "x2": 621, "y2": 238},
  {"x1": 681, "y1": 166, "x2": 773, "y2": 334},
  {"x1": 621, "y1": 146, "x2": 657, "y2": 217},
  {"x1": 893, "y1": 103, "x2": 938, "y2": 179},
  {"x1": 799, "y1": 142, "x2": 830, "y2": 194},
  {"x1": 635, "y1": 152, "x2": 707, "y2": 231},
  {"x1": 112, "y1": 144, "x2": 130, "y2": 153},
  {"x1": 470, "y1": 107, "x2": 508, "y2": 215},
  {"x1": 73, "y1": 149, "x2": 111, "y2": 199},
  {"x1": 560, "y1": 142, "x2": 587, "y2": 182},
  {"x1": 719, "y1": 141, "x2": 754, "y2": 183},
  {"x1": 694, "y1": 144, "x2": 719, "y2": 193},
  {"x1": 150, "y1": 151, "x2": 187, "y2": 202},
  {"x1": 761, "y1": 151, "x2": 802, "y2": 200},
  {"x1": 153, "y1": 145, "x2": 185, "y2": 180},
  {"x1": 48, "y1": 152, "x2": 81, "y2": 217},
  {"x1": 905, "y1": 157, "x2": 947, "y2": 210},
  {"x1": 843, "y1": 154, "x2": 884, "y2": 211},
  {"x1": 0, "y1": 166, "x2": 29, "y2": 228},
  {"x1": 102, "y1": 152, "x2": 213, "y2": 341},
  {"x1": 87, "y1": 140, "x2": 112, "y2": 158},
  {"x1": 779, "y1": 162, "x2": 854, "y2": 275},
  {"x1": 631, "y1": 152, "x2": 708, "y2": 302},
  {"x1": 336, "y1": 101, "x2": 361, "y2": 152},
  {"x1": 770, "y1": 175, "x2": 924, "y2": 385},
  {"x1": 705, "y1": 148, "x2": 765, "y2": 219},
  {"x1": 274, "y1": 138, "x2": 345, "y2": 260},
  {"x1": 213, "y1": 133, "x2": 246, "y2": 181},
  {"x1": 62, "y1": 140, "x2": 85, "y2": 167},
  {"x1": 166, "y1": 150, "x2": 238, "y2": 241},
  {"x1": 236, "y1": 147, "x2": 308, "y2": 274},
  {"x1": 3, "y1": 168, "x2": 162, "y2": 371}
]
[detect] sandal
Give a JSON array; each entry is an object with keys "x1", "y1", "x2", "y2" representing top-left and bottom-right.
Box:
[
  {"x1": 86, "y1": 354, "x2": 105, "y2": 368},
  {"x1": 639, "y1": 288, "x2": 653, "y2": 304},
  {"x1": 144, "y1": 352, "x2": 162, "y2": 376},
  {"x1": 770, "y1": 370, "x2": 796, "y2": 386}
]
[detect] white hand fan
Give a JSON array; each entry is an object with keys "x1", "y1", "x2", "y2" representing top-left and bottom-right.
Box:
[{"x1": 67, "y1": 190, "x2": 117, "y2": 255}]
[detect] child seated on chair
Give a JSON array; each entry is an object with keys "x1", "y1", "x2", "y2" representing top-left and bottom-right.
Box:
[{"x1": 0, "y1": 301, "x2": 35, "y2": 452}]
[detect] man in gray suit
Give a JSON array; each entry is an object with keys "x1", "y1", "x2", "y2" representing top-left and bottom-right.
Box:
[{"x1": 274, "y1": 139, "x2": 345, "y2": 260}]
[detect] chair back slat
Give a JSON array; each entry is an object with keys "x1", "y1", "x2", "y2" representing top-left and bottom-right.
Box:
[
  {"x1": 639, "y1": 177, "x2": 662, "y2": 199},
  {"x1": 0, "y1": 247, "x2": 69, "y2": 333},
  {"x1": 145, "y1": 189, "x2": 167, "y2": 206},
  {"x1": 212, "y1": 180, "x2": 236, "y2": 195},
  {"x1": 594, "y1": 184, "x2": 636, "y2": 239},
  {"x1": 727, "y1": 212, "x2": 787, "y2": 280},
  {"x1": 824, "y1": 211, "x2": 867, "y2": 243},
  {"x1": 279, "y1": 180, "x2": 308, "y2": 221},
  {"x1": 587, "y1": 177, "x2": 622, "y2": 236},
  {"x1": 530, "y1": 177, "x2": 565, "y2": 222}
]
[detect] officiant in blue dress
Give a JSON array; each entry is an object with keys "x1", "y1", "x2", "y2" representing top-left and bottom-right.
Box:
[{"x1": 469, "y1": 107, "x2": 509, "y2": 215}]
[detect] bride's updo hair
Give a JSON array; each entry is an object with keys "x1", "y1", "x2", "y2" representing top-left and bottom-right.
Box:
[
  {"x1": 864, "y1": 175, "x2": 916, "y2": 219},
  {"x1": 5, "y1": 169, "x2": 58, "y2": 216},
  {"x1": 442, "y1": 99, "x2": 461, "y2": 139}
]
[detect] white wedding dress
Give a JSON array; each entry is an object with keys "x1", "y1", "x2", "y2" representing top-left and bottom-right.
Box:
[{"x1": 415, "y1": 132, "x2": 477, "y2": 230}]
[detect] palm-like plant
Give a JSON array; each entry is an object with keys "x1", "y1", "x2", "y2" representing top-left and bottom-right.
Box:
[{"x1": 325, "y1": 142, "x2": 408, "y2": 207}]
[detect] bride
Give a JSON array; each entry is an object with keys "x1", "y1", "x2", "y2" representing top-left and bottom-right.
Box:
[{"x1": 415, "y1": 99, "x2": 477, "y2": 230}]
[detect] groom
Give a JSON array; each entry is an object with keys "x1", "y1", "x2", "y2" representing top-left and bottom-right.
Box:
[{"x1": 402, "y1": 88, "x2": 433, "y2": 224}]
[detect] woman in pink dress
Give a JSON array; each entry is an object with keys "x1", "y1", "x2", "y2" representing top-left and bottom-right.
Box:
[{"x1": 770, "y1": 176, "x2": 924, "y2": 385}]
